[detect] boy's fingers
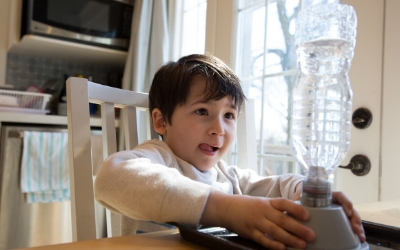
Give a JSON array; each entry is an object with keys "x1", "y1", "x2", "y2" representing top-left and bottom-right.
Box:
[
  {"x1": 255, "y1": 220, "x2": 307, "y2": 249},
  {"x1": 270, "y1": 199, "x2": 310, "y2": 221},
  {"x1": 252, "y1": 230, "x2": 286, "y2": 250},
  {"x1": 267, "y1": 210, "x2": 315, "y2": 242},
  {"x1": 332, "y1": 191, "x2": 353, "y2": 217},
  {"x1": 261, "y1": 200, "x2": 315, "y2": 243},
  {"x1": 291, "y1": 191, "x2": 301, "y2": 201},
  {"x1": 350, "y1": 210, "x2": 366, "y2": 242},
  {"x1": 332, "y1": 192, "x2": 366, "y2": 242},
  {"x1": 353, "y1": 223, "x2": 366, "y2": 242},
  {"x1": 292, "y1": 183, "x2": 302, "y2": 201}
]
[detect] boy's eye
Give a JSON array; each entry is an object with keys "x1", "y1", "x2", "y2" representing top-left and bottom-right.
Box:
[
  {"x1": 195, "y1": 108, "x2": 208, "y2": 115},
  {"x1": 224, "y1": 112, "x2": 235, "y2": 120}
]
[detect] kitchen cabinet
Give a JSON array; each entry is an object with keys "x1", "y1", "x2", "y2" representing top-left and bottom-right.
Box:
[{"x1": 0, "y1": 0, "x2": 128, "y2": 88}]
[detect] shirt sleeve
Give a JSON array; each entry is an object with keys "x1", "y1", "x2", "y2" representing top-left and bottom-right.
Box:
[
  {"x1": 94, "y1": 145, "x2": 212, "y2": 228},
  {"x1": 227, "y1": 165, "x2": 303, "y2": 199}
]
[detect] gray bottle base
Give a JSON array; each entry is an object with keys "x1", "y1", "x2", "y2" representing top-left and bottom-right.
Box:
[{"x1": 288, "y1": 203, "x2": 369, "y2": 250}]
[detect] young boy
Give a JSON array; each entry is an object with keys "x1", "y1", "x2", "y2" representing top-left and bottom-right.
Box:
[{"x1": 94, "y1": 54, "x2": 365, "y2": 249}]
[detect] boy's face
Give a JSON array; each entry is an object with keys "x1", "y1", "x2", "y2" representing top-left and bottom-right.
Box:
[{"x1": 160, "y1": 77, "x2": 238, "y2": 172}]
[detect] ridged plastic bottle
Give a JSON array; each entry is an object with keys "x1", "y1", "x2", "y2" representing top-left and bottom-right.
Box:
[{"x1": 290, "y1": 3, "x2": 357, "y2": 206}]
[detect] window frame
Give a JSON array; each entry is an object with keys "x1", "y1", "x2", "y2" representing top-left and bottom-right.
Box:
[{"x1": 206, "y1": 0, "x2": 300, "y2": 176}]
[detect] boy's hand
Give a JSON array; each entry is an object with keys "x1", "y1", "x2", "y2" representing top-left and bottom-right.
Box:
[
  {"x1": 292, "y1": 185, "x2": 365, "y2": 243},
  {"x1": 332, "y1": 191, "x2": 366, "y2": 243},
  {"x1": 200, "y1": 191, "x2": 315, "y2": 250}
]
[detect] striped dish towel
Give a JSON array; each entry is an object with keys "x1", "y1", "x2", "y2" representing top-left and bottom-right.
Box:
[{"x1": 20, "y1": 131, "x2": 70, "y2": 203}]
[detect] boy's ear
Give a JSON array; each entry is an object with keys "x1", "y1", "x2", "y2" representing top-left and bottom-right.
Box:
[{"x1": 152, "y1": 108, "x2": 167, "y2": 135}]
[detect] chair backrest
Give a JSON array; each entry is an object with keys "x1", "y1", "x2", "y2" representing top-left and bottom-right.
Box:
[{"x1": 66, "y1": 77, "x2": 158, "y2": 241}]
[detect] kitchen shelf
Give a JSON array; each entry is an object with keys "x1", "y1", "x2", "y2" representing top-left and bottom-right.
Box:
[
  {"x1": 0, "y1": 111, "x2": 103, "y2": 127},
  {"x1": 8, "y1": 35, "x2": 128, "y2": 67}
]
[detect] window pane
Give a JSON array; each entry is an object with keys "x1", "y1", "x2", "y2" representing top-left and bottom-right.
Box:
[
  {"x1": 236, "y1": 0, "x2": 301, "y2": 176},
  {"x1": 265, "y1": 0, "x2": 299, "y2": 74},
  {"x1": 262, "y1": 74, "x2": 295, "y2": 147},
  {"x1": 262, "y1": 155, "x2": 298, "y2": 175},
  {"x1": 236, "y1": 5, "x2": 266, "y2": 79},
  {"x1": 245, "y1": 79, "x2": 263, "y2": 137},
  {"x1": 238, "y1": 0, "x2": 265, "y2": 10},
  {"x1": 181, "y1": 0, "x2": 207, "y2": 56}
]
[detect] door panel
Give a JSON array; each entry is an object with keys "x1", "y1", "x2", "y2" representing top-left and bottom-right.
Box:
[
  {"x1": 332, "y1": 0, "x2": 384, "y2": 204},
  {"x1": 381, "y1": 0, "x2": 400, "y2": 202}
]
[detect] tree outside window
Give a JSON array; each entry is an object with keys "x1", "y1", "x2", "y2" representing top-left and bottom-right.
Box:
[{"x1": 236, "y1": 0, "x2": 300, "y2": 176}]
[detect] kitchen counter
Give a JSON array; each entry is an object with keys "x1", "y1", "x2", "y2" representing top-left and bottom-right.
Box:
[
  {"x1": 357, "y1": 199, "x2": 400, "y2": 228},
  {"x1": 357, "y1": 200, "x2": 400, "y2": 248},
  {"x1": 0, "y1": 111, "x2": 102, "y2": 126}
]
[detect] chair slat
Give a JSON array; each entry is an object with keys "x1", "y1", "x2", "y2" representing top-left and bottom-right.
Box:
[
  {"x1": 123, "y1": 106, "x2": 139, "y2": 150},
  {"x1": 101, "y1": 102, "x2": 117, "y2": 158},
  {"x1": 67, "y1": 77, "x2": 97, "y2": 241}
]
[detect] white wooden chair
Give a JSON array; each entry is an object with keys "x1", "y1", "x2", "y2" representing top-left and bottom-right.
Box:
[
  {"x1": 66, "y1": 77, "x2": 158, "y2": 241},
  {"x1": 66, "y1": 77, "x2": 257, "y2": 242}
]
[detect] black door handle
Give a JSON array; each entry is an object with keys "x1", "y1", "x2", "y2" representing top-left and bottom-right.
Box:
[
  {"x1": 339, "y1": 154, "x2": 371, "y2": 176},
  {"x1": 352, "y1": 108, "x2": 373, "y2": 129}
]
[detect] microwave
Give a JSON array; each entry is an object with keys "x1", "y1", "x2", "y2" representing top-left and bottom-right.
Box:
[{"x1": 21, "y1": 0, "x2": 133, "y2": 51}]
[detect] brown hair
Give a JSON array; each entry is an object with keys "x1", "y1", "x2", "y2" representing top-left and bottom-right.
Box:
[{"x1": 149, "y1": 54, "x2": 246, "y2": 125}]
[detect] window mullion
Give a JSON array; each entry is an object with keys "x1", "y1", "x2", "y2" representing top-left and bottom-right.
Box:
[{"x1": 258, "y1": 0, "x2": 270, "y2": 176}]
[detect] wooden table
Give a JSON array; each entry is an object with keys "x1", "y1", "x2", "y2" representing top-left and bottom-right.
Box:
[
  {"x1": 16, "y1": 200, "x2": 400, "y2": 250},
  {"x1": 15, "y1": 229, "x2": 206, "y2": 250}
]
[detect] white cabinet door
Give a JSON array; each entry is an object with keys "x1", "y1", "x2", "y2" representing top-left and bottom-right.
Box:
[{"x1": 332, "y1": 0, "x2": 384, "y2": 204}]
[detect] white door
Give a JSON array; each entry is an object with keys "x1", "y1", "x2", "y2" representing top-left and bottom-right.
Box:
[
  {"x1": 337, "y1": 0, "x2": 400, "y2": 204},
  {"x1": 333, "y1": 0, "x2": 384, "y2": 204},
  {"x1": 380, "y1": 0, "x2": 400, "y2": 202}
]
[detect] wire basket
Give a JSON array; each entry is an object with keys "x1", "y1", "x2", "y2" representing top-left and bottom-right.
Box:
[{"x1": 0, "y1": 89, "x2": 52, "y2": 114}]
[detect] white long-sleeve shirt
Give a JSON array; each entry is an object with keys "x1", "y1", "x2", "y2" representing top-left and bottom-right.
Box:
[{"x1": 94, "y1": 139, "x2": 303, "y2": 235}]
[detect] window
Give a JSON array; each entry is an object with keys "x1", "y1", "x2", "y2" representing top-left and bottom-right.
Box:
[
  {"x1": 235, "y1": 0, "x2": 301, "y2": 176},
  {"x1": 172, "y1": 0, "x2": 207, "y2": 59},
  {"x1": 179, "y1": 0, "x2": 388, "y2": 203},
  {"x1": 175, "y1": 0, "x2": 301, "y2": 177},
  {"x1": 181, "y1": 0, "x2": 207, "y2": 56}
]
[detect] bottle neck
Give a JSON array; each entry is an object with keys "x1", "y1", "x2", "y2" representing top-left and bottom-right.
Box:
[{"x1": 300, "y1": 179, "x2": 332, "y2": 207}]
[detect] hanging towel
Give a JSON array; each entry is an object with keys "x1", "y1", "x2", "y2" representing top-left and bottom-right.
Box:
[{"x1": 20, "y1": 131, "x2": 70, "y2": 203}]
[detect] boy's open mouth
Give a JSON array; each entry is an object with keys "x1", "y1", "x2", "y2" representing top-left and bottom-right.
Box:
[{"x1": 199, "y1": 144, "x2": 219, "y2": 152}]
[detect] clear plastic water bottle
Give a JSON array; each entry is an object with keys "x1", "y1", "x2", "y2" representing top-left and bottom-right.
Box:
[{"x1": 290, "y1": 3, "x2": 357, "y2": 207}]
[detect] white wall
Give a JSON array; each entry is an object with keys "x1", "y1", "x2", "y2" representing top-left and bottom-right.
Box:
[{"x1": 205, "y1": 0, "x2": 236, "y2": 67}]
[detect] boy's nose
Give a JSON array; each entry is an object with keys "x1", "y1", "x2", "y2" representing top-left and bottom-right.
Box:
[{"x1": 209, "y1": 117, "x2": 225, "y2": 136}]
